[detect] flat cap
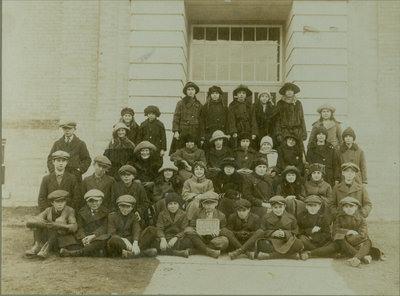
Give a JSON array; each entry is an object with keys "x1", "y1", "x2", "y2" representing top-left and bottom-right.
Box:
[
  {"x1": 339, "y1": 196, "x2": 361, "y2": 207},
  {"x1": 118, "y1": 165, "x2": 137, "y2": 175},
  {"x1": 304, "y1": 195, "x2": 323, "y2": 204},
  {"x1": 48, "y1": 190, "x2": 69, "y2": 201},
  {"x1": 116, "y1": 194, "x2": 136, "y2": 206},
  {"x1": 59, "y1": 121, "x2": 77, "y2": 128},
  {"x1": 269, "y1": 195, "x2": 286, "y2": 205},
  {"x1": 235, "y1": 199, "x2": 251, "y2": 209},
  {"x1": 199, "y1": 191, "x2": 219, "y2": 203},
  {"x1": 93, "y1": 155, "x2": 112, "y2": 167},
  {"x1": 84, "y1": 189, "x2": 104, "y2": 201},
  {"x1": 341, "y1": 162, "x2": 360, "y2": 172},
  {"x1": 52, "y1": 150, "x2": 70, "y2": 160}
]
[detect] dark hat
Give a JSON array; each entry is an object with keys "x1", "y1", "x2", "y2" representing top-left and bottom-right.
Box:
[
  {"x1": 309, "y1": 163, "x2": 326, "y2": 174},
  {"x1": 209, "y1": 130, "x2": 229, "y2": 142},
  {"x1": 113, "y1": 122, "x2": 130, "y2": 132},
  {"x1": 165, "y1": 192, "x2": 181, "y2": 205},
  {"x1": 279, "y1": 82, "x2": 300, "y2": 95},
  {"x1": 220, "y1": 157, "x2": 238, "y2": 170},
  {"x1": 193, "y1": 161, "x2": 207, "y2": 172},
  {"x1": 118, "y1": 165, "x2": 137, "y2": 175},
  {"x1": 144, "y1": 105, "x2": 161, "y2": 117},
  {"x1": 52, "y1": 150, "x2": 70, "y2": 160},
  {"x1": 269, "y1": 195, "x2": 286, "y2": 206},
  {"x1": 233, "y1": 84, "x2": 252, "y2": 98},
  {"x1": 282, "y1": 165, "x2": 300, "y2": 177},
  {"x1": 251, "y1": 157, "x2": 268, "y2": 170},
  {"x1": 59, "y1": 121, "x2": 77, "y2": 129},
  {"x1": 317, "y1": 104, "x2": 336, "y2": 114},
  {"x1": 207, "y1": 85, "x2": 223, "y2": 96},
  {"x1": 304, "y1": 195, "x2": 323, "y2": 205},
  {"x1": 282, "y1": 132, "x2": 299, "y2": 142},
  {"x1": 183, "y1": 81, "x2": 200, "y2": 94},
  {"x1": 182, "y1": 134, "x2": 196, "y2": 144},
  {"x1": 199, "y1": 191, "x2": 219, "y2": 203},
  {"x1": 314, "y1": 126, "x2": 329, "y2": 138},
  {"x1": 93, "y1": 155, "x2": 112, "y2": 167},
  {"x1": 134, "y1": 141, "x2": 157, "y2": 154},
  {"x1": 235, "y1": 199, "x2": 251, "y2": 210},
  {"x1": 341, "y1": 162, "x2": 360, "y2": 173},
  {"x1": 84, "y1": 189, "x2": 104, "y2": 201},
  {"x1": 339, "y1": 196, "x2": 360, "y2": 207},
  {"x1": 116, "y1": 194, "x2": 136, "y2": 206},
  {"x1": 48, "y1": 190, "x2": 69, "y2": 201},
  {"x1": 121, "y1": 107, "x2": 135, "y2": 116},
  {"x1": 238, "y1": 132, "x2": 252, "y2": 142},
  {"x1": 342, "y1": 127, "x2": 356, "y2": 140}
]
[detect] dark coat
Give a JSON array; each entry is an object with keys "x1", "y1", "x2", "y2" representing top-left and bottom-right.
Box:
[
  {"x1": 212, "y1": 171, "x2": 243, "y2": 194},
  {"x1": 339, "y1": 143, "x2": 368, "y2": 184},
  {"x1": 308, "y1": 120, "x2": 343, "y2": 150},
  {"x1": 107, "y1": 211, "x2": 141, "y2": 243},
  {"x1": 261, "y1": 211, "x2": 299, "y2": 254},
  {"x1": 228, "y1": 99, "x2": 258, "y2": 135},
  {"x1": 111, "y1": 181, "x2": 150, "y2": 213},
  {"x1": 304, "y1": 179, "x2": 332, "y2": 204},
  {"x1": 81, "y1": 174, "x2": 116, "y2": 210},
  {"x1": 172, "y1": 96, "x2": 203, "y2": 139},
  {"x1": 156, "y1": 208, "x2": 188, "y2": 240},
  {"x1": 206, "y1": 146, "x2": 233, "y2": 169},
  {"x1": 138, "y1": 119, "x2": 167, "y2": 151},
  {"x1": 76, "y1": 205, "x2": 110, "y2": 241},
  {"x1": 306, "y1": 143, "x2": 341, "y2": 187},
  {"x1": 47, "y1": 135, "x2": 91, "y2": 179},
  {"x1": 38, "y1": 171, "x2": 81, "y2": 212},
  {"x1": 252, "y1": 101, "x2": 280, "y2": 143},
  {"x1": 152, "y1": 174, "x2": 183, "y2": 203},
  {"x1": 333, "y1": 211, "x2": 369, "y2": 246},
  {"x1": 132, "y1": 155, "x2": 162, "y2": 183},
  {"x1": 227, "y1": 212, "x2": 260, "y2": 233},
  {"x1": 104, "y1": 137, "x2": 135, "y2": 179},
  {"x1": 119, "y1": 119, "x2": 140, "y2": 145},
  {"x1": 170, "y1": 146, "x2": 207, "y2": 168},
  {"x1": 200, "y1": 99, "x2": 236, "y2": 139},
  {"x1": 276, "y1": 98, "x2": 307, "y2": 141},
  {"x1": 297, "y1": 208, "x2": 332, "y2": 246},
  {"x1": 277, "y1": 144, "x2": 304, "y2": 175},
  {"x1": 243, "y1": 173, "x2": 275, "y2": 207},
  {"x1": 234, "y1": 147, "x2": 257, "y2": 169}
]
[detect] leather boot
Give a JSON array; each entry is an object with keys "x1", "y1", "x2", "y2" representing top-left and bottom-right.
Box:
[
  {"x1": 59, "y1": 248, "x2": 83, "y2": 257},
  {"x1": 229, "y1": 248, "x2": 243, "y2": 260},
  {"x1": 172, "y1": 249, "x2": 189, "y2": 258},
  {"x1": 142, "y1": 248, "x2": 158, "y2": 257},
  {"x1": 206, "y1": 247, "x2": 220, "y2": 259},
  {"x1": 36, "y1": 242, "x2": 50, "y2": 259},
  {"x1": 25, "y1": 241, "x2": 43, "y2": 257}
]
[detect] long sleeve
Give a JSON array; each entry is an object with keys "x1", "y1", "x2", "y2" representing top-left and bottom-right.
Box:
[
  {"x1": 160, "y1": 122, "x2": 167, "y2": 151},
  {"x1": 78, "y1": 141, "x2": 91, "y2": 174},
  {"x1": 360, "y1": 186, "x2": 372, "y2": 218},
  {"x1": 47, "y1": 142, "x2": 58, "y2": 173},
  {"x1": 299, "y1": 102, "x2": 307, "y2": 141},
  {"x1": 243, "y1": 178, "x2": 262, "y2": 207},
  {"x1": 38, "y1": 176, "x2": 49, "y2": 212},
  {"x1": 336, "y1": 123, "x2": 343, "y2": 147},
  {"x1": 172, "y1": 102, "x2": 182, "y2": 132},
  {"x1": 359, "y1": 149, "x2": 368, "y2": 184},
  {"x1": 76, "y1": 213, "x2": 86, "y2": 240},
  {"x1": 182, "y1": 180, "x2": 197, "y2": 202},
  {"x1": 226, "y1": 108, "x2": 237, "y2": 135},
  {"x1": 131, "y1": 218, "x2": 141, "y2": 242}
]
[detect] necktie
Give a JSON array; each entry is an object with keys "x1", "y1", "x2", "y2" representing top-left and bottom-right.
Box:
[
  {"x1": 91, "y1": 210, "x2": 98, "y2": 216},
  {"x1": 56, "y1": 174, "x2": 63, "y2": 185},
  {"x1": 66, "y1": 137, "x2": 71, "y2": 143}
]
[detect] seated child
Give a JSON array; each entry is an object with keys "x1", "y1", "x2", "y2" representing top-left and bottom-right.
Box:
[
  {"x1": 339, "y1": 127, "x2": 368, "y2": 184},
  {"x1": 257, "y1": 195, "x2": 304, "y2": 260},
  {"x1": 38, "y1": 151, "x2": 80, "y2": 212},
  {"x1": 228, "y1": 199, "x2": 264, "y2": 260},
  {"x1": 277, "y1": 133, "x2": 305, "y2": 176},
  {"x1": 306, "y1": 126, "x2": 341, "y2": 187},
  {"x1": 233, "y1": 132, "x2": 257, "y2": 174},
  {"x1": 243, "y1": 158, "x2": 275, "y2": 218},
  {"x1": 329, "y1": 163, "x2": 372, "y2": 218},
  {"x1": 104, "y1": 122, "x2": 135, "y2": 179},
  {"x1": 182, "y1": 161, "x2": 214, "y2": 220},
  {"x1": 305, "y1": 163, "x2": 332, "y2": 206},
  {"x1": 298, "y1": 195, "x2": 338, "y2": 260},
  {"x1": 60, "y1": 189, "x2": 110, "y2": 257},
  {"x1": 106, "y1": 195, "x2": 158, "y2": 258},
  {"x1": 156, "y1": 193, "x2": 193, "y2": 258},
  {"x1": 170, "y1": 134, "x2": 207, "y2": 181},
  {"x1": 186, "y1": 192, "x2": 231, "y2": 258},
  {"x1": 257, "y1": 136, "x2": 278, "y2": 169},
  {"x1": 206, "y1": 130, "x2": 233, "y2": 174},
  {"x1": 25, "y1": 190, "x2": 78, "y2": 259},
  {"x1": 119, "y1": 107, "x2": 140, "y2": 144},
  {"x1": 82, "y1": 155, "x2": 116, "y2": 210},
  {"x1": 138, "y1": 105, "x2": 167, "y2": 158}
]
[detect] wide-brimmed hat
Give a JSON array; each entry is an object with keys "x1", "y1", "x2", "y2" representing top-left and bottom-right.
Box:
[
  {"x1": 209, "y1": 130, "x2": 229, "y2": 142},
  {"x1": 84, "y1": 189, "x2": 104, "y2": 201},
  {"x1": 220, "y1": 157, "x2": 238, "y2": 170},
  {"x1": 341, "y1": 162, "x2": 360, "y2": 173},
  {"x1": 48, "y1": 190, "x2": 69, "y2": 201},
  {"x1": 52, "y1": 150, "x2": 70, "y2": 161},
  {"x1": 116, "y1": 195, "x2": 136, "y2": 206},
  {"x1": 144, "y1": 105, "x2": 161, "y2": 117},
  {"x1": 93, "y1": 155, "x2": 112, "y2": 168},
  {"x1": 158, "y1": 160, "x2": 178, "y2": 173},
  {"x1": 134, "y1": 141, "x2": 157, "y2": 154},
  {"x1": 208, "y1": 85, "x2": 223, "y2": 96},
  {"x1": 279, "y1": 82, "x2": 300, "y2": 95},
  {"x1": 59, "y1": 121, "x2": 77, "y2": 129},
  {"x1": 339, "y1": 196, "x2": 360, "y2": 207},
  {"x1": 269, "y1": 195, "x2": 286, "y2": 206},
  {"x1": 317, "y1": 104, "x2": 336, "y2": 114},
  {"x1": 342, "y1": 127, "x2": 356, "y2": 140},
  {"x1": 113, "y1": 122, "x2": 130, "y2": 132},
  {"x1": 121, "y1": 107, "x2": 135, "y2": 116},
  {"x1": 233, "y1": 84, "x2": 252, "y2": 98},
  {"x1": 183, "y1": 81, "x2": 200, "y2": 94}
]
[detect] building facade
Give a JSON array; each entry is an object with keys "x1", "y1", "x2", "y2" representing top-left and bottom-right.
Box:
[{"x1": 2, "y1": 0, "x2": 400, "y2": 219}]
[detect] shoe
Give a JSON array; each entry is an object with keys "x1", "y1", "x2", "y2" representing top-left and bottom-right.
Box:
[
  {"x1": 36, "y1": 242, "x2": 50, "y2": 259},
  {"x1": 25, "y1": 242, "x2": 42, "y2": 256},
  {"x1": 287, "y1": 252, "x2": 300, "y2": 260},
  {"x1": 257, "y1": 251, "x2": 272, "y2": 260},
  {"x1": 229, "y1": 249, "x2": 243, "y2": 260},
  {"x1": 347, "y1": 257, "x2": 361, "y2": 267},
  {"x1": 300, "y1": 251, "x2": 310, "y2": 261},
  {"x1": 206, "y1": 247, "x2": 220, "y2": 259},
  {"x1": 59, "y1": 248, "x2": 83, "y2": 257},
  {"x1": 142, "y1": 248, "x2": 158, "y2": 257},
  {"x1": 246, "y1": 251, "x2": 255, "y2": 260},
  {"x1": 361, "y1": 255, "x2": 372, "y2": 264},
  {"x1": 122, "y1": 249, "x2": 140, "y2": 259},
  {"x1": 172, "y1": 249, "x2": 189, "y2": 258}
]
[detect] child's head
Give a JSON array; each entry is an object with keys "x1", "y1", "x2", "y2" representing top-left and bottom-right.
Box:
[
  {"x1": 165, "y1": 193, "x2": 181, "y2": 214},
  {"x1": 84, "y1": 189, "x2": 104, "y2": 211},
  {"x1": 193, "y1": 161, "x2": 206, "y2": 178},
  {"x1": 340, "y1": 197, "x2": 360, "y2": 216},
  {"x1": 270, "y1": 196, "x2": 286, "y2": 216},
  {"x1": 121, "y1": 107, "x2": 135, "y2": 124},
  {"x1": 208, "y1": 85, "x2": 223, "y2": 101},
  {"x1": 134, "y1": 141, "x2": 157, "y2": 159},
  {"x1": 144, "y1": 105, "x2": 161, "y2": 121},
  {"x1": 304, "y1": 195, "x2": 322, "y2": 215},
  {"x1": 200, "y1": 192, "x2": 219, "y2": 212},
  {"x1": 342, "y1": 127, "x2": 356, "y2": 145},
  {"x1": 284, "y1": 134, "x2": 297, "y2": 147},
  {"x1": 93, "y1": 155, "x2": 111, "y2": 177},
  {"x1": 258, "y1": 91, "x2": 271, "y2": 104},
  {"x1": 220, "y1": 157, "x2": 237, "y2": 176},
  {"x1": 182, "y1": 134, "x2": 196, "y2": 149},
  {"x1": 210, "y1": 130, "x2": 228, "y2": 148},
  {"x1": 238, "y1": 132, "x2": 251, "y2": 149},
  {"x1": 183, "y1": 81, "x2": 199, "y2": 97},
  {"x1": 283, "y1": 166, "x2": 299, "y2": 183},
  {"x1": 279, "y1": 82, "x2": 300, "y2": 98},
  {"x1": 341, "y1": 163, "x2": 359, "y2": 183},
  {"x1": 260, "y1": 136, "x2": 273, "y2": 152},
  {"x1": 317, "y1": 104, "x2": 336, "y2": 120},
  {"x1": 48, "y1": 190, "x2": 69, "y2": 212},
  {"x1": 309, "y1": 163, "x2": 325, "y2": 182},
  {"x1": 235, "y1": 199, "x2": 251, "y2": 219},
  {"x1": 315, "y1": 126, "x2": 328, "y2": 143},
  {"x1": 158, "y1": 160, "x2": 178, "y2": 180},
  {"x1": 52, "y1": 151, "x2": 70, "y2": 171},
  {"x1": 233, "y1": 85, "x2": 252, "y2": 102},
  {"x1": 119, "y1": 165, "x2": 137, "y2": 184},
  {"x1": 59, "y1": 121, "x2": 77, "y2": 137},
  {"x1": 113, "y1": 122, "x2": 129, "y2": 139},
  {"x1": 116, "y1": 195, "x2": 136, "y2": 216},
  {"x1": 252, "y1": 158, "x2": 268, "y2": 176}
]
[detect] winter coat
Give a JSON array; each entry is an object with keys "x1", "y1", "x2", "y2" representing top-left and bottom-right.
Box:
[
  {"x1": 333, "y1": 211, "x2": 369, "y2": 246},
  {"x1": 38, "y1": 171, "x2": 81, "y2": 212},
  {"x1": 138, "y1": 119, "x2": 167, "y2": 151},
  {"x1": 132, "y1": 155, "x2": 162, "y2": 183},
  {"x1": 227, "y1": 212, "x2": 260, "y2": 233},
  {"x1": 111, "y1": 181, "x2": 150, "y2": 213},
  {"x1": 104, "y1": 136, "x2": 135, "y2": 179},
  {"x1": 172, "y1": 95, "x2": 203, "y2": 140},
  {"x1": 234, "y1": 147, "x2": 257, "y2": 169},
  {"x1": 276, "y1": 181, "x2": 306, "y2": 201},
  {"x1": 119, "y1": 119, "x2": 140, "y2": 145},
  {"x1": 306, "y1": 142, "x2": 341, "y2": 187},
  {"x1": 276, "y1": 97, "x2": 307, "y2": 141},
  {"x1": 308, "y1": 120, "x2": 343, "y2": 150},
  {"x1": 81, "y1": 174, "x2": 116, "y2": 210},
  {"x1": 261, "y1": 211, "x2": 299, "y2": 254},
  {"x1": 243, "y1": 172, "x2": 275, "y2": 207},
  {"x1": 170, "y1": 146, "x2": 207, "y2": 169},
  {"x1": 152, "y1": 174, "x2": 183, "y2": 203},
  {"x1": 277, "y1": 144, "x2": 304, "y2": 175},
  {"x1": 47, "y1": 135, "x2": 91, "y2": 180},
  {"x1": 107, "y1": 210, "x2": 141, "y2": 243},
  {"x1": 156, "y1": 208, "x2": 188, "y2": 240},
  {"x1": 182, "y1": 175, "x2": 214, "y2": 203},
  {"x1": 252, "y1": 101, "x2": 279, "y2": 141},
  {"x1": 76, "y1": 205, "x2": 110, "y2": 241},
  {"x1": 228, "y1": 99, "x2": 258, "y2": 136},
  {"x1": 329, "y1": 181, "x2": 372, "y2": 218},
  {"x1": 200, "y1": 99, "x2": 236, "y2": 139},
  {"x1": 297, "y1": 207, "x2": 332, "y2": 246},
  {"x1": 305, "y1": 179, "x2": 332, "y2": 204},
  {"x1": 206, "y1": 146, "x2": 233, "y2": 169},
  {"x1": 212, "y1": 171, "x2": 243, "y2": 195},
  {"x1": 339, "y1": 143, "x2": 368, "y2": 184}
]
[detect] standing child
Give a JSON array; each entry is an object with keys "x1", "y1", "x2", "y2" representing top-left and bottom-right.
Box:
[
  {"x1": 277, "y1": 133, "x2": 305, "y2": 176},
  {"x1": 60, "y1": 189, "x2": 110, "y2": 257},
  {"x1": 81, "y1": 155, "x2": 116, "y2": 210},
  {"x1": 233, "y1": 132, "x2": 257, "y2": 174},
  {"x1": 138, "y1": 105, "x2": 167, "y2": 158},
  {"x1": 25, "y1": 190, "x2": 78, "y2": 259},
  {"x1": 119, "y1": 107, "x2": 140, "y2": 145},
  {"x1": 305, "y1": 163, "x2": 332, "y2": 206},
  {"x1": 308, "y1": 104, "x2": 342, "y2": 150},
  {"x1": 339, "y1": 127, "x2": 368, "y2": 184},
  {"x1": 47, "y1": 121, "x2": 91, "y2": 183}
]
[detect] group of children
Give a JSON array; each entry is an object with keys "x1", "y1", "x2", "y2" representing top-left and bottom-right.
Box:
[{"x1": 26, "y1": 82, "x2": 384, "y2": 268}]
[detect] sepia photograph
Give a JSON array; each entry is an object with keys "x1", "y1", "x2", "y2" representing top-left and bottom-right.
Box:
[{"x1": 1, "y1": 0, "x2": 399, "y2": 295}]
